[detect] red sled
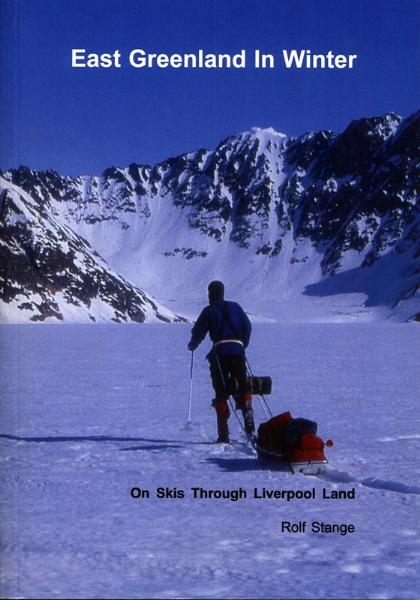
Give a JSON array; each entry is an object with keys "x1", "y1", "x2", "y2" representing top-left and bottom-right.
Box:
[{"x1": 256, "y1": 411, "x2": 333, "y2": 475}]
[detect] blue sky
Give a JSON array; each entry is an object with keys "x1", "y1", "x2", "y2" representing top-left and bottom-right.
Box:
[{"x1": 0, "y1": 0, "x2": 418, "y2": 175}]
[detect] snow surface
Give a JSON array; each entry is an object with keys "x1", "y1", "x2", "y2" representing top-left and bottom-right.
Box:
[{"x1": 0, "y1": 323, "x2": 419, "y2": 599}]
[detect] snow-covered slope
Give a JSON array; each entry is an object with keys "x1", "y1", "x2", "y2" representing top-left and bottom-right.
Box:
[
  {"x1": 1, "y1": 111, "x2": 419, "y2": 322},
  {"x1": 0, "y1": 177, "x2": 184, "y2": 323},
  {"x1": 1, "y1": 323, "x2": 419, "y2": 599}
]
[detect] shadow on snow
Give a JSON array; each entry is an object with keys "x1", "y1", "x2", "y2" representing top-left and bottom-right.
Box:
[
  {"x1": 0, "y1": 433, "x2": 213, "y2": 452},
  {"x1": 206, "y1": 456, "x2": 289, "y2": 473}
]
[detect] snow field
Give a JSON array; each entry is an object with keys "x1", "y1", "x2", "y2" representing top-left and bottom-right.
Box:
[{"x1": 0, "y1": 323, "x2": 419, "y2": 599}]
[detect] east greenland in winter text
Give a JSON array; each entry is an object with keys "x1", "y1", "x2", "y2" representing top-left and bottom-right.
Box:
[{"x1": 71, "y1": 48, "x2": 358, "y2": 70}]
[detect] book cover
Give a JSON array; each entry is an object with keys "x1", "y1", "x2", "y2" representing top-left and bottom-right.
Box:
[{"x1": 0, "y1": 1, "x2": 419, "y2": 599}]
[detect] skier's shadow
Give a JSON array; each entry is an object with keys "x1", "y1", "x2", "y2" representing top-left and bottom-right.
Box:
[
  {"x1": 0, "y1": 433, "x2": 214, "y2": 453},
  {"x1": 0, "y1": 433, "x2": 220, "y2": 452}
]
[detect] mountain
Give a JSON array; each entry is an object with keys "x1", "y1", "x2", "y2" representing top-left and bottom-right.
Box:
[
  {"x1": 0, "y1": 178, "x2": 184, "y2": 323},
  {"x1": 1, "y1": 110, "x2": 419, "y2": 323}
]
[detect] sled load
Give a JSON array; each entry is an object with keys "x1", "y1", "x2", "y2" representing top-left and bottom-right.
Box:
[
  {"x1": 256, "y1": 411, "x2": 333, "y2": 475},
  {"x1": 227, "y1": 376, "x2": 272, "y2": 396}
]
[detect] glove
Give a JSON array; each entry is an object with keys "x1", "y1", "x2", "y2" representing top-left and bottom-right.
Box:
[{"x1": 188, "y1": 342, "x2": 194, "y2": 351}]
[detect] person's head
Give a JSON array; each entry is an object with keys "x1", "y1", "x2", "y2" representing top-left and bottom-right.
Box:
[{"x1": 208, "y1": 280, "x2": 225, "y2": 303}]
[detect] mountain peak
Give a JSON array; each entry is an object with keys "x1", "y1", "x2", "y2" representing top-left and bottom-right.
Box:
[
  {"x1": 1, "y1": 110, "x2": 419, "y2": 323},
  {"x1": 248, "y1": 126, "x2": 287, "y2": 138}
]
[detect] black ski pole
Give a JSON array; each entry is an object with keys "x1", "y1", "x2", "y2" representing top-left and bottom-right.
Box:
[{"x1": 187, "y1": 350, "x2": 194, "y2": 425}]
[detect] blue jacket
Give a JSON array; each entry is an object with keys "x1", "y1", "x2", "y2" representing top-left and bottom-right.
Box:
[{"x1": 188, "y1": 299, "x2": 252, "y2": 357}]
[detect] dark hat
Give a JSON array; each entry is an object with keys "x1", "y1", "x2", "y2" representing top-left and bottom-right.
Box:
[{"x1": 208, "y1": 280, "x2": 225, "y2": 302}]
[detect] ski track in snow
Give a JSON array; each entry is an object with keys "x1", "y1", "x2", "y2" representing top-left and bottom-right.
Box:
[{"x1": 0, "y1": 323, "x2": 419, "y2": 599}]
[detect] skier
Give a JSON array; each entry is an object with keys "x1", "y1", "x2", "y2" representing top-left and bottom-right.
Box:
[{"x1": 187, "y1": 280, "x2": 254, "y2": 443}]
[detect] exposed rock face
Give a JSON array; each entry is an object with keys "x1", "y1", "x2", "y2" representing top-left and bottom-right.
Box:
[
  {"x1": 1, "y1": 110, "x2": 419, "y2": 322},
  {"x1": 0, "y1": 181, "x2": 183, "y2": 323}
]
